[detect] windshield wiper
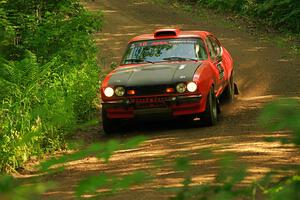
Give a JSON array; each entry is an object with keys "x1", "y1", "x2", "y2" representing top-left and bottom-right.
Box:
[
  {"x1": 124, "y1": 58, "x2": 153, "y2": 64},
  {"x1": 162, "y1": 57, "x2": 198, "y2": 62}
]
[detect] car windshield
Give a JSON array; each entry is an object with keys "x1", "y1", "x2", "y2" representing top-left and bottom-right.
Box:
[{"x1": 122, "y1": 38, "x2": 208, "y2": 64}]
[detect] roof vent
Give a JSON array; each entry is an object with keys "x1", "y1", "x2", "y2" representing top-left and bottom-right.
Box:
[{"x1": 154, "y1": 29, "x2": 180, "y2": 38}]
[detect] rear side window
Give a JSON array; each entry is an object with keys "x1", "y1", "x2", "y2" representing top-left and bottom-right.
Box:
[
  {"x1": 210, "y1": 36, "x2": 221, "y2": 57},
  {"x1": 205, "y1": 36, "x2": 221, "y2": 60},
  {"x1": 205, "y1": 38, "x2": 216, "y2": 59},
  {"x1": 197, "y1": 39, "x2": 208, "y2": 60}
]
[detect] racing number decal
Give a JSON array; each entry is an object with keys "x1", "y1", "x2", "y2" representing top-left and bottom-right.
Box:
[{"x1": 216, "y1": 62, "x2": 225, "y2": 80}]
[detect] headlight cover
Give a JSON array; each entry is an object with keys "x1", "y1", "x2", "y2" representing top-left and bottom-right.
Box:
[
  {"x1": 176, "y1": 83, "x2": 187, "y2": 93},
  {"x1": 104, "y1": 87, "x2": 114, "y2": 97},
  {"x1": 115, "y1": 86, "x2": 125, "y2": 96},
  {"x1": 187, "y1": 82, "x2": 197, "y2": 92}
]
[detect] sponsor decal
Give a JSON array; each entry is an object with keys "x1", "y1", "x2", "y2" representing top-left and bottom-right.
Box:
[{"x1": 131, "y1": 39, "x2": 199, "y2": 48}]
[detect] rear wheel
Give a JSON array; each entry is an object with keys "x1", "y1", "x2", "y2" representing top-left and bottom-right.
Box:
[
  {"x1": 201, "y1": 88, "x2": 218, "y2": 126},
  {"x1": 102, "y1": 109, "x2": 120, "y2": 135}
]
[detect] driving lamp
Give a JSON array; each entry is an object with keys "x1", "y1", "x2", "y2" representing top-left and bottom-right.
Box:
[
  {"x1": 104, "y1": 87, "x2": 114, "y2": 97},
  {"x1": 115, "y1": 86, "x2": 125, "y2": 96},
  {"x1": 187, "y1": 82, "x2": 197, "y2": 92},
  {"x1": 176, "y1": 83, "x2": 187, "y2": 93}
]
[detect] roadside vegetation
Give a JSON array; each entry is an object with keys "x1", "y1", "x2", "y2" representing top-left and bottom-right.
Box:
[
  {"x1": 159, "y1": 0, "x2": 300, "y2": 34},
  {"x1": 156, "y1": 0, "x2": 300, "y2": 54},
  {"x1": 0, "y1": 0, "x2": 102, "y2": 172}
]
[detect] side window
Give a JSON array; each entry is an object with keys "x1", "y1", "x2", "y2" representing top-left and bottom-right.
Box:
[
  {"x1": 205, "y1": 38, "x2": 217, "y2": 59},
  {"x1": 208, "y1": 36, "x2": 221, "y2": 57},
  {"x1": 196, "y1": 39, "x2": 208, "y2": 60}
]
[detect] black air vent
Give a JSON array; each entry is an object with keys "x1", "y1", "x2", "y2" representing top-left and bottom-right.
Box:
[
  {"x1": 155, "y1": 31, "x2": 177, "y2": 37},
  {"x1": 154, "y1": 29, "x2": 180, "y2": 38}
]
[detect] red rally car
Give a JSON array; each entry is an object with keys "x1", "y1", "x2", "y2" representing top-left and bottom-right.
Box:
[{"x1": 101, "y1": 29, "x2": 237, "y2": 134}]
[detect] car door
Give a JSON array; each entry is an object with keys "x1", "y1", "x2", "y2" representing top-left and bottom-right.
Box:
[{"x1": 205, "y1": 36, "x2": 226, "y2": 95}]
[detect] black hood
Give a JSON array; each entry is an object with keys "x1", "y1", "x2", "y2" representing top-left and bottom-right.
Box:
[{"x1": 108, "y1": 62, "x2": 202, "y2": 87}]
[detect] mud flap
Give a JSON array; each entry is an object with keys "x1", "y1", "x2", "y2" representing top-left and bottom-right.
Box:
[
  {"x1": 234, "y1": 83, "x2": 239, "y2": 95},
  {"x1": 217, "y1": 99, "x2": 221, "y2": 113}
]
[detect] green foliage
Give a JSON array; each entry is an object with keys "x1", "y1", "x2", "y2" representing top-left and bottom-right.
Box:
[
  {"x1": 75, "y1": 173, "x2": 108, "y2": 197},
  {"x1": 259, "y1": 99, "x2": 300, "y2": 145},
  {"x1": 174, "y1": 157, "x2": 191, "y2": 171},
  {"x1": 165, "y1": 0, "x2": 300, "y2": 34},
  {"x1": 0, "y1": 0, "x2": 103, "y2": 172},
  {"x1": 0, "y1": 136, "x2": 148, "y2": 199},
  {"x1": 254, "y1": 0, "x2": 300, "y2": 33},
  {"x1": 39, "y1": 136, "x2": 147, "y2": 173},
  {"x1": 0, "y1": 136, "x2": 147, "y2": 199},
  {"x1": 255, "y1": 99, "x2": 300, "y2": 199},
  {"x1": 74, "y1": 171, "x2": 149, "y2": 199},
  {"x1": 255, "y1": 175, "x2": 300, "y2": 200},
  {"x1": 168, "y1": 151, "x2": 249, "y2": 200},
  {"x1": 0, "y1": 174, "x2": 53, "y2": 200},
  {"x1": 197, "y1": 0, "x2": 247, "y2": 13},
  {"x1": 66, "y1": 136, "x2": 148, "y2": 199}
]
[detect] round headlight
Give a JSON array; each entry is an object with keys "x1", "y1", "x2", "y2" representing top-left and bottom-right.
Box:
[
  {"x1": 104, "y1": 87, "x2": 114, "y2": 97},
  {"x1": 187, "y1": 82, "x2": 197, "y2": 92},
  {"x1": 176, "y1": 83, "x2": 187, "y2": 93},
  {"x1": 115, "y1": 86, "x2": 125, "y2": 97}
]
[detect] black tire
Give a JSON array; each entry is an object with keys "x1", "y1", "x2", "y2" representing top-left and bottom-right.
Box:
[
  {"x1": 101, "y1": 109, "x2": 120, "y2": 135},
  {"x1": 176, "y1": 115, "x2": 195, "y2": 126},
  {"x1": 223, "y1": 73, "x2": 234, "y2": 103},
  {"x1": 201, "y1": 87, "x2": 218, "y2": 126}
]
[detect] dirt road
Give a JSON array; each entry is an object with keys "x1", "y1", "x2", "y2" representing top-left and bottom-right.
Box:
[{"x1": 22, "y1": 0, "x2": 300, "y2": 199}]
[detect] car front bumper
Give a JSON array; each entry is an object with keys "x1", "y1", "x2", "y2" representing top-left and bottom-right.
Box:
[{"x1": 102, "y1": 95, "x2": 205, "y2": 119}]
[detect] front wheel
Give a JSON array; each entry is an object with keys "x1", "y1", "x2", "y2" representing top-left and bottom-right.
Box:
[{"x1": 200, "y1": 88, "x2": 218, "y2": 126}]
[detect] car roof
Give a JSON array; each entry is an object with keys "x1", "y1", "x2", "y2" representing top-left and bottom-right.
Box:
[{"x1": 129, "y1": 29, "x2": 211, "y2": 43}]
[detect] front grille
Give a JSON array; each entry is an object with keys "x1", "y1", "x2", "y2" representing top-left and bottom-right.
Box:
[{"x1": 127, "y1": 85, "x2": 173, "y2": 96}]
